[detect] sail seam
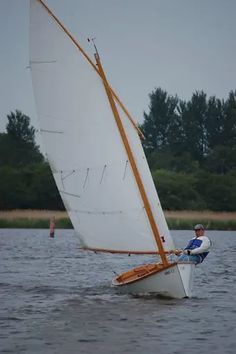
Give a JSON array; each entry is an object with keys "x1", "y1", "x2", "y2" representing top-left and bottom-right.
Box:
[
  {"x1": 74, "y1": 209, "x2": 122, "y2": 215},
  {"x1": 40, "y1": 129, "x2": 63, "y2": 134},
  {"x1": 30, "y1": 60, "x2": 57, "y2": 64},
  {"x1": 58, "y1": 190, "x2": 80, "y2": 198}
]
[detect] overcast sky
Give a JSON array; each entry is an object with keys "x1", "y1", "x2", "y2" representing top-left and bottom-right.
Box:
[{"x1": 0, "y1": 0, "x2": 235, "y2": 147}]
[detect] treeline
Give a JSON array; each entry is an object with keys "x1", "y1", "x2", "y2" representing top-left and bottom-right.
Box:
[
  {"x1": 140, "y1": 88, "x2": 236, "y2": 211},
  {"x1": 1, "y1": 86, "x2": 236, "y2": 212},
  {"x1": 0, "y1": 110, "x2": 64, "y2": 210}
]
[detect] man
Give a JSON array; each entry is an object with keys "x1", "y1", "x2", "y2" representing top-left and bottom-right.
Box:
[{"x1": 171, "y1": 224, "x2": 211, "y2": 264}]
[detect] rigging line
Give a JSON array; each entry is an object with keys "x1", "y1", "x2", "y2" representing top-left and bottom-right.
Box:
[
  {"x1": 36, "y1": 0, "x2": 144, "y2": 139},
  {"x1": 58, "y1": 190, "x2": 81, "y2": 198},
  {"x1": 83, "y1": 168, "x2": 89, "y2": 189},
  {"x1": 74, "y1": 209, "x2": 122, "y2": 215},
  {"x1": 123, "y1": 160, "x2": 129, "y2": 180},
  {"x1": 100, "y1": 165, "x2": 107, "y2": 184}
]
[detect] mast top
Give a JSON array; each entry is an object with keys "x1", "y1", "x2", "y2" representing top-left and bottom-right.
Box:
[{"x1": 87, "y1": 37, "x2": 99, "y2": 59}]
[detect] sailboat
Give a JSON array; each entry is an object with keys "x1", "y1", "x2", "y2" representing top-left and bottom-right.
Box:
[{"x1": 29, "y1": 0, "x2": 195, "y2": 298}]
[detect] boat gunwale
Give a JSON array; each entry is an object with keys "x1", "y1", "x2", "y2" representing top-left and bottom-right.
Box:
[
  {"x1": 113, "y1": 262, "x2": 176, "y2": 286},
  {"x1": 113, "y1": 261, "x2": 196, "y2": 286}
]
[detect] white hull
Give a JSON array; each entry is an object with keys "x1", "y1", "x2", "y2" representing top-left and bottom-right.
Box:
[{"x1": 112, "y1": 262, "x2": 195, "y2": 299}]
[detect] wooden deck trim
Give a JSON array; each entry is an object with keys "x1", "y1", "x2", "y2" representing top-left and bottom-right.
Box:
[{"x1": 114, "y1": 262, "x2": 177, "y2": 286}]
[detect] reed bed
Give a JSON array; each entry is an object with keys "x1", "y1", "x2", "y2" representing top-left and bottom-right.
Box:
[
  {"x1": 0, "y1": 210, "x2": 235, "y2": 230},
  {"x1": 0, "y1": 210, "x2": 67, "y2": 220},
  {"x1": 165, "y1": 210, "x2": 236, "y2": 230},
  {"x1": 0, "y1": 210, "x2": 71, "y2": 229},
  {"x1": 165, "y1": 210, "x2": 236, "y2": 221}
]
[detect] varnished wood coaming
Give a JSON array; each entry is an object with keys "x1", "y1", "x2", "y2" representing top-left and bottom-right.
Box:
[{"x1": 115, "y1": 262, "x2": 178, "y2": 286}]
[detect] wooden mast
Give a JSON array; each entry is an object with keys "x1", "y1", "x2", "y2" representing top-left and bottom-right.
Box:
[
  {"x1": 36, "y1": 0, "x2": 144, "y2": 139},
  {"x1": 95, "y1": 53, "x2": 168, "y2": 267}
]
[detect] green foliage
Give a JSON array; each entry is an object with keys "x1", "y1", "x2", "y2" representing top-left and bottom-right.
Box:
[
  {"x1": 0, "y1": 166, "x2": 26, "y2": 209},
  {"x1": 222, "y1": 91, "x2": 236, "y2": 147},
  {"x1": 141, "y1": 89, "x2": 236, "y2": 169},
  {"x1": 206, "y1": 96, "x2": 224, "y2": 148},
  {"x1": 140, "y1": 88, "x2": 236, "y2": 211},
  {"x1": 0, "y1": 110, "x2": 43, "y2": 166},
  {"x1": 7, "y1": 110, "x2": 36, "y2": 144},
  {"x1": 204, "y1": 145, "x2": 236, "y2": 174},
  {"x1": 0, "y1": 110, "x2": 64, "y2": 210},
  {"x1": 147, "y1": 151, "x2": 200, "y2": 173},
  {"x1": 180, "y1": 91, "x2": 208, "y2": 161},
  {"x1": 0, "y1": 163, "x2": 64, "y2": 210},
  {"x1": 1, "y1": 90, "x2": 236, "y2": 213},
  {"x1": 141, "y1": 88, "x2": 182, "y2": 154},
  {"x1": 194, "y1": 171, "x2": 236, "y2": 211},
  {"x1": 29, "y1": 163, "x2": 64, "y2": 210},
  {"x1": 152, "y1": 170, "x2": 206, "y2": 210},
  {"x1": 152, "y1": 169, "x2": 236, "y2": 212},
  {"x1": 0, "y1": 217, "x2": 72, "y2": 229},
  {"x1": 166, "y1": 218, "x2": 236, "y2": 231}
]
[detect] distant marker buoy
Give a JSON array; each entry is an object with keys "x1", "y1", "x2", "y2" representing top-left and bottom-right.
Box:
[{"x1": 49, "y1": 217, "x2": 55, "y2": 238}]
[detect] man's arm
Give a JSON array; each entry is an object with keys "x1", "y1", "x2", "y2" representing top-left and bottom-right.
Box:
[{"x1": 190, "y1": 237, "x2": 211, "y2": 254}]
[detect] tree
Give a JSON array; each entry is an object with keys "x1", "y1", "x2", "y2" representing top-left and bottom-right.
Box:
[
  {"x1": 7, "y1": 110, "x2": 36, "y2": 144},
  {"x1": 0, "y1": 110, "x2": 44, "y2": 166},
  {"x1": 30, "y1": 162, "x2": 65, "y2": 210},
  {"x1": 206, "y1": 96, "x2": 225, "y2": 148},
  {"x1": 0, "y1": 166, "x2": 30, "y2": 209},
  {"x1": 180, "y1": 91, "x2": 208, "y2": 162},
  {"x1": 147, "y1": 150, "x2": 200, "y2": 173},
  {"x1": 0, "y1": 163, "x2": 64, "y2": 210},
  {"x1": 205, "y1": 145, "x2": 236, "y2": 174},
  {"x1": 222, "y1": 91, "x2": 236, "y2": 147},
  {"x1": 140, "y1": 88, "x2": 182, "y2": 155},
  {"x1": 152, "y1": 169, "x2": 206, "y2": 210}
]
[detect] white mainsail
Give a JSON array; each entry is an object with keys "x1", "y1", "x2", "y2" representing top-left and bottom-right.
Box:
[{"x1": 29, "y1": 0, "x2": 175, "y2": 254}]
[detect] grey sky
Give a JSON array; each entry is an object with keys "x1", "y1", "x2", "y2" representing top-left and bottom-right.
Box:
[{"x1": 0, "y1": 0, "x2": 235, "y2": 147}]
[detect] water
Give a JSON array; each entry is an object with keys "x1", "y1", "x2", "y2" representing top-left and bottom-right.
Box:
[{"x1": 0, "y1": 229, "x2": 235, "y2": 354}]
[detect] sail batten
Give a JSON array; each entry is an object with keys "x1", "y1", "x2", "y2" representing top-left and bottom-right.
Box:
[{"x1": 30, "y1": 0, "x2": 175, "y2": 254}]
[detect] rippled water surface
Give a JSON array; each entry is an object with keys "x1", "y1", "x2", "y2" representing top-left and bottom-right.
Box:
[{"x1": 0, "y1": 229, "x2": 235, "y2": 354}]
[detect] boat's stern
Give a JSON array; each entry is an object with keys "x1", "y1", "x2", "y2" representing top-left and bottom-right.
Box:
[{"x1": 176, "y1": 262, "x2": 196, "y2": 297}]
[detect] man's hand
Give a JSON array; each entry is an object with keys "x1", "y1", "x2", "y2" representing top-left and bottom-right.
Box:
[
  {"x1": 183, "y1": 249, "x2": 191, "y2": 255},
  {"x1": 174, "y1": 249, "x2": 182, "y2": 256}
]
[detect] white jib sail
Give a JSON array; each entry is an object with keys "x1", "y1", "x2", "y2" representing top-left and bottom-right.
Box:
[{"x1": 29, "y1": 0, "x2": 175, "y2": 253}]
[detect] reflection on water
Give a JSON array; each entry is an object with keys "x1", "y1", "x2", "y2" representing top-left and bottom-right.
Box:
[{"x1": 0, "y1": 229, "x2": 235, "y2": 354}]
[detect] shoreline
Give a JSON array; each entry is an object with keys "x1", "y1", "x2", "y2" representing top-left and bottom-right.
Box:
[{"x1": 0, "y1": 210, "x2": 235, "y2": 230}]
